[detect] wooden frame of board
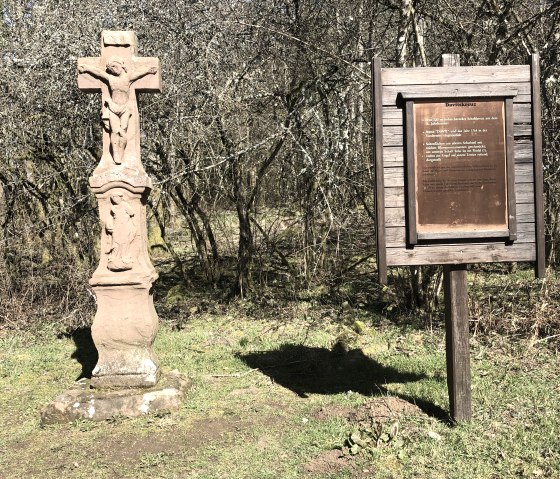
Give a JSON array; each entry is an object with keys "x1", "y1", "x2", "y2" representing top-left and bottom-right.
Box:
[{"x1": 372, "y1": 55, "x2": 545, "y2": 283}]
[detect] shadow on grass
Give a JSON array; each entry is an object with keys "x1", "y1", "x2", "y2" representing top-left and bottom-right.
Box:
[
  {"x1": 65, "y1": 327, "x2": 98, "y2": 380},
  {"x1": 239, "y1": 344, "x2": 450, "y2": 424}
]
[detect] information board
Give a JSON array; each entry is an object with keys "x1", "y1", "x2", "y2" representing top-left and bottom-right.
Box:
[
  {"x1": 410, "y1": 99, "x2": 512, "y2": 241},
  {"x1": 371, "y1": 55, "x2": 545, "y2": 281}
]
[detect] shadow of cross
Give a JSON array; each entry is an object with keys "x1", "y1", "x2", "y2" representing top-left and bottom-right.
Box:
[
  {"x1": 239, "y1": 344, "x2": 450, "y2": 423},
  {"x1": 77, "y1": 31, "x2": 161, "y2": 172}
]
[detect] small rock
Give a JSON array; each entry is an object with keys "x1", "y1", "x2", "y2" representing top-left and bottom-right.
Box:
[{"x1": 428, "y1": 430, "x2": 442, "y2": 441}]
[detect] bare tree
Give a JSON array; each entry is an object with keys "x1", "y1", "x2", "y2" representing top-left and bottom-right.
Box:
[{"x1": 0, "y1": 0, "x2": 558, "y2": 329}]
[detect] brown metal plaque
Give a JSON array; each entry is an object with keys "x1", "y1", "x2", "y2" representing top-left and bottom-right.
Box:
[{"x1": 413, "y1": 99, "x2": 508, "y2": 238}]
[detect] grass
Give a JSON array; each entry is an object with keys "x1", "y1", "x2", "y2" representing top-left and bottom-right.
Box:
[{"x1": 0, "y1": 302, "x2": 559, "y2": 478}]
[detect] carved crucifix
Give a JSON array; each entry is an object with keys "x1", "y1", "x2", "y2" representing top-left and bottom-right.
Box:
[
  {"x1": 77, "y1": 32, "x2": 162, "y2": 389},
  {"x1": 78, "y1": 31, "x2": 160, "y2": 174}
]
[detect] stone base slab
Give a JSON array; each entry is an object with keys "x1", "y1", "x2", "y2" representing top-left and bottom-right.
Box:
[
  {"x1": 41, "y1": 371, "x2": 190, "y2": 425},
  {"x1": 90, "y1": 370, "x2": 160, "y2": 389}
]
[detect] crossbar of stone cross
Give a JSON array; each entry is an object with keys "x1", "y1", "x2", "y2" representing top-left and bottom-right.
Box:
[{"x1": 77, "y1": 31, "x2": 162, "y2": 389}]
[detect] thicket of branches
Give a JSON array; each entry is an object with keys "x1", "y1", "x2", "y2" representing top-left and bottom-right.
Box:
[{"x1": 0, "y1": 0, "x2": 559, "y2": 331}]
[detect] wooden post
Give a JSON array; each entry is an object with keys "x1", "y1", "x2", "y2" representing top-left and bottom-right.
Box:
[
  {"x1": 444, "y1": 264, "x2": 472, "y2": 422},
  {"x1": 530, "y1": 53, "x2": 545, "y2": 278},
  {"x1": 440, "y1": 54, "x2": 471, "y2": 422},
  {"x1": 372, "y1": 58, "x2": 387, "y2": 284}
]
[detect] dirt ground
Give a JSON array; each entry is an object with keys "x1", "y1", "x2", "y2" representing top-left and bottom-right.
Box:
[{"x1": 304, "y1": 397, "x2": 426, "y2": 477}]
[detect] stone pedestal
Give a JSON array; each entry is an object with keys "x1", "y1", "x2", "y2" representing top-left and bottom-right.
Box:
[
  {"x1": 90, "y1": 285, "x2": 160, "y2": 388},
  {"x1": 89, "y1": 181, "x2": 160, "y2": 389}
]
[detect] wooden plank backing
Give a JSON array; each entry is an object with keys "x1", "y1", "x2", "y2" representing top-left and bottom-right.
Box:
[
  {"x1": 375, "y1": 59, "x2": 539, "y2": 271},
  {"x1": 382, "y1": 84, "x2": 531, "y2": 106},
  {"x1": 385, "y1": 222, "x2": 536, "y2": 248},
  {"x1": 386, "y1": 242, "x2": 536, "y2": 266},
  {"x1": 381, "y1": 65, "x2": 531, "y2": 85},
  {"x1": 505, "y1": 98, "x2": 517, "y2": 241}
]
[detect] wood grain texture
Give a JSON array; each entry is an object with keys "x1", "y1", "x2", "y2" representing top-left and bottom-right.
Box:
[
  {"x1": 385, "y1": 223, "x2": 535, "y2": 248},
  {"x1": 385, "y1": 222, "x2": 536, "y2": 247},
  {"x1": 515, "y1": 182, "x2": 535, "y2": 203},
  {"x1": 386, "y1": 242, "x2": 536, "y2": 265},
  {"x1": 399, "y1": 88, "x2": 518, "y2": 100},
  {"x1": 381, "y1": 65, "x2": 530, "y2": 85},
  {"x1": 384, "y1": 187, "x2": 406, "y2": 207},
  {"x1": 506, "y1": 98, "x2": 517, "y2": 241},
  {"x1": 405, "y1": 100, "x2": 417, "y2": 245},
  {"x1": 382, "y1": 84, "x2": 531, "y2": 106},
  {"x1": 531, "y1": 53, "x2": 546, "y2": 277},
  {"x1": 372, "y1": 58, "x2": 387, "y2": 283},
  {"x1": 514, "y1": 103, "x2": 533, "y2": 123},
  {"x1": 377, "y1": 60, "x2": 538, "y2": 270},
  {"x1": 444, "y1": 264, "x2": 472, "y2": 423},
  {"x1": 512, "y1": 141, "x2": 535, "y2": 163}
]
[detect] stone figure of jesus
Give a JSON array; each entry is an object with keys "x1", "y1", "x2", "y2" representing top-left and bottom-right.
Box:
[
  {"x1": 105, "y1": 194, "x2": 137, "y2": 271},
  {"x1": 78, "y1": 57, "x2": 157, "y2": 164}
]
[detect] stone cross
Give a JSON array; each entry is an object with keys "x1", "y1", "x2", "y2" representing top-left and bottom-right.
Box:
[
  {"x1": 78, "y1": 31, "x2": 161, "y2": 389},
  {"x1": 78, "y1": 31, "x2": 160, "y2": 184}
]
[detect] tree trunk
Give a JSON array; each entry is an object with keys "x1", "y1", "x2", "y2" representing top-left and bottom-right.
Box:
[
  {"x1": 236, "y1": 201, "x2": 253, "y2": 298},
  {"x1": 397, "y1": 0, "x2": 413, "y2": 67}
]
